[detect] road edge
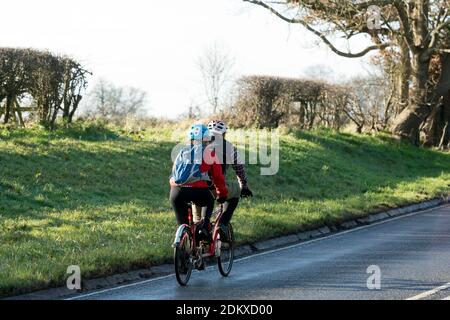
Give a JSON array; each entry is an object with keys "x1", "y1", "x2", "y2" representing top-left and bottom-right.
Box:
[{"x1": 9, "y1": 194, "x2": 450, "y2": 300}]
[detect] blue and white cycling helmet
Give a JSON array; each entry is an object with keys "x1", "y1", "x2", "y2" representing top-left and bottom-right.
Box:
[
  {"x1": 207, "y1": 119, "x2": 227, "y2": 135},
  {"x1": 187, "y1": 123, "x2": 212, "y2": 141}
]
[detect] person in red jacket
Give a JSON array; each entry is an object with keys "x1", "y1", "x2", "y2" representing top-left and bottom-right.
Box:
[{"x1": 170, "y1": 124, "x2": 228, "y2": 241}]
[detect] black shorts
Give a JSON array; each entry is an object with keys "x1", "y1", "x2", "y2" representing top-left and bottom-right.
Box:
[{"x1": 170, "y1": 186, "x2": 215, "y2": 225}]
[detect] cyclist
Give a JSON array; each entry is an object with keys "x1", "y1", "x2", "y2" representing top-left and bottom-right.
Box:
[
  {"x1": 169, "y1": 123, "x2": 228, "y2": 242},
  {"x1": 205, "y1": 120, "x2": 253, "y2": 240}
]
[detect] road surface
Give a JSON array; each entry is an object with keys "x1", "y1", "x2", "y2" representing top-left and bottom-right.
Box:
[{"x1": 70, "y1": 204, "x2": 450, "y2": 300}]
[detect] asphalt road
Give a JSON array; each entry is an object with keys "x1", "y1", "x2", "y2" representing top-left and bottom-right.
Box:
[{"x1": 71, "y1": 204, "x2": 450, "y2": 300}]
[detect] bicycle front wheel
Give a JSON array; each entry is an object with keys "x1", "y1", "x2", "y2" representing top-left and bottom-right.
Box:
[
  {"x1": 174, "y1": 227, "x2": 193, "y2": 286},
  {"x1": 217, "y1": 223, "x2": 234, "y2": 277}
]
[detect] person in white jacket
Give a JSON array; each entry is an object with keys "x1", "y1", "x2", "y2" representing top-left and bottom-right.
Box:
[{"x1": 193, "y1": 120, "x2": 253, "y2": 241}]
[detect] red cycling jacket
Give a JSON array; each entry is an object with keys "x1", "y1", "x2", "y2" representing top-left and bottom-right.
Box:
[{"x1": 170, "y1": 148, "x2": 228, "y2": 199}]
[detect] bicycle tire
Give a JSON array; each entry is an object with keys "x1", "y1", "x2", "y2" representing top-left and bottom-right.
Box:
[
  {"x1": 217, "y1": 223, "x2": 234, "y2": 277},
  {"x1": 174, "y1": 227, "x2": 193, "y2": 286}
]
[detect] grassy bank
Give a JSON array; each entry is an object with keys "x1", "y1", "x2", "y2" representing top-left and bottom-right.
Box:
[{"x1": 0, "y1": 123, "x2": 449, "y2": 296}]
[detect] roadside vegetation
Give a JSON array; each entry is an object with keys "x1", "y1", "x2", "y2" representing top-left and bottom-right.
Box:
[{"x1": 0, "y1": 122, "x2": 449, "y2": 296}]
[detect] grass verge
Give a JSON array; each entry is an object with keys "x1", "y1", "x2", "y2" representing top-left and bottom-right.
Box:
[{"x1": 0, "y1": 122, "x2": 449, "y2": 296}]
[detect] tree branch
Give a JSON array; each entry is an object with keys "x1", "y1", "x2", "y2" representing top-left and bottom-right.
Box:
[
  {"x1": 393, "y1": 0, "x2": 415, "y2": 51},
  {"x1": 428, "y1": 18, "x2": 450, "y2": 49},
  {"x1": 243, "y1": 0, "x2": 392, "y2": 58}
]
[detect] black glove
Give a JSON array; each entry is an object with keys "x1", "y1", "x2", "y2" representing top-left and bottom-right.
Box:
[
  {"x1": 217, "y1": 197, "x2": 227, "y2": 204},
  {"x1": 240, "y1": 186, "x2": 253, "y2": 198}
]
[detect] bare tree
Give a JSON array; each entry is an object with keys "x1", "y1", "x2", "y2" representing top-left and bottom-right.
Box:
[
  {"x1": 344, "y1": 74, "x2": 394, "y2": 133},
  {"x1": 229, "y1": 75, "x2": 348, "y2": 129},
  {"x1": 196, "y1": 43, "x2": 235, "y2": 114},
  {"x1": 86, "y1": 79, "x2": 147, "y2": 118},
  {"x1": 121, "y1": 86, "x2": 147, "y2": 116},
  {"x1": 242, "y1": 0, "x2": 450, "y2": 145},
  {"x1": 227, "y1": 73, "x2": 396, "y2": 132},
  {"x1": 0, "y1": 47, "x2": 90, "y2": 128}
]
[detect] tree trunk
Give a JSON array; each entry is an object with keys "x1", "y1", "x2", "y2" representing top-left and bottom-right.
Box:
[
  {"x1": 438, "y1": 122, "x2": 449, "y2": 150},
  {"x1": 4, "y1": 95, "x2": 13, "y2": 124},
  {"x1": 298, "y1": 101, "x2": 305, "y2": 129},
  {"x1": 423, "y1": 103, "x2": 444, "y2": 146},
  {"x1": 392, "y1": 51, "x2": 431, "y2": 145},
  {"x1": 62, "y1": 76, "x2": 72, "y2": 121},
  {"x1": 397, "y1": 38, "x2": 411, "y2": 115},
  {"x1": 68, "y1": 94, "x2": 82, "y2": 123},
  {"x1": 439, "y1": 92, "x2": 450, "y2": 147},
  {"x1": 421, "y1": 53, "x2": 450, "y2": 146},
  {"x1": 50, "y1": 105, "x2": 59, "y2": 129},
  {"x1": 14, "y1": 98, "x2": 25, "y2": 127}
]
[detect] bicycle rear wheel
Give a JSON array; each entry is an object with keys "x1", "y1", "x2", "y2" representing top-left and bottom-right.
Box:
[
  {"x1": 174, "y1": 227, "x2": 193, "y2": 286},
  {"x1": 217, "y1": 223, "x2": 234, "y2": 277}
]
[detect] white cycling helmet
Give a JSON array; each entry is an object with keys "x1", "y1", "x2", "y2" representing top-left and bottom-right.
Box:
[{"x1": 207, "y1": 120, "x2": 228, "y2": 135}]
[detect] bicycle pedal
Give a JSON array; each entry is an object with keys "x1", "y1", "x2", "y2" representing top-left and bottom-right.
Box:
[
  {"x1": 194, "y1": 258, "x2": 205, "y2": 270},
  {"x1": 197, "y1": 262, "x2": 205, "y2": 271}
]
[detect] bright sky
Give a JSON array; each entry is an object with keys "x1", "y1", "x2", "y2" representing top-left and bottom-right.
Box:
[{"x1": 1, "y1": 0, "x2": 373, "y2": 118}]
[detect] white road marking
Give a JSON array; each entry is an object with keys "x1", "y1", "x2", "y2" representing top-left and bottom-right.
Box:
[
  {"x1": 67, "y1": 203, "x2": 449, "y2": 300},
  {"x1": 65, "y1": 274, "x2": 174, "y2": 300},
  {"x1": 406, "y1": 282, "x2": 450, "y2": 300}
]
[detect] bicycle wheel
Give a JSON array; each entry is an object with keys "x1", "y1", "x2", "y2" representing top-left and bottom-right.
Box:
[
  {"x1": 217, "y1": 223, "x2": 234, "y2": 277},
  {"x1": 174, "y1": 227, "x2": 193, "y2": 286}
]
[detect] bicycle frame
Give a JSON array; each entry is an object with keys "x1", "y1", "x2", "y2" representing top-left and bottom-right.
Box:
[
  {"x1": 172, "y1": 204, "x2": 224, "y2": 260},
  {"x1": 204, "y1": 205, "x2": 225, "y2": 258}
]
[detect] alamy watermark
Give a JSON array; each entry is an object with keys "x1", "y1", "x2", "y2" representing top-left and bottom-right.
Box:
[
  {"x1": 171, "y1": 129, "x2": 280, "y2": 176},
  {"x1": 367, "y1": 5, "x2": 382, "y2": 30},
  {"x1": 366, "y1": 265, "x2": 381, "y2": 290},
  {"x1": 67, "y1": 265, "x2": 81, "y2": 290}
]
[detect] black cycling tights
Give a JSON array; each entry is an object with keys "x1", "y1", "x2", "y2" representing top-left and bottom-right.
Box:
[
  {"x1": 170, "y1": 187, "x2": 214, "y2": 225},
  {"x1": 220, "y1": 197, "x2": 239, "y2": 225}
]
